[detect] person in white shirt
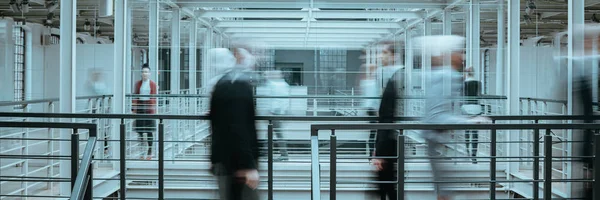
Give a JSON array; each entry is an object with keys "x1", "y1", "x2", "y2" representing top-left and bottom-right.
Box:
[
  {"x1": 265, "y1": 70, "x2": 290, "y2": 161},
  {"x1": 415, "y1": 35, "x2": 490, "y2": 200}
]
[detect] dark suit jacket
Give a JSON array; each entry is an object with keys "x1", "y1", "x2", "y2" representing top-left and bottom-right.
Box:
[
  {"x1": 209, "y1": 71, "x2": 259, "y2": 174},
  {"x1": 376, "y1": 69, "x2": 404, "y2": 160}
]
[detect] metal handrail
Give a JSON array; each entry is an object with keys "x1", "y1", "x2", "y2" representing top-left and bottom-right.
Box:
[
  {"x1": 0, "y1": 121, "x2": 97, "y2": 200},
  {"x1": 69, "y1": 137, "x2": 97, "y2": 200},
  {"x1": 126, "y1": 94, "x2": 508, "y2": 100},
  {"x1": 2, "y1": 112, "x2": 600, "y2": 121},
  {"x1": 310, "y1": 123, "x2": 600, "y2": 200},
  {"x1": 0, "y1": 95, "x2": 113, "y2": 107},
  {"x1": 519, "y1": 97, "x2": 568, "y2": 104}
]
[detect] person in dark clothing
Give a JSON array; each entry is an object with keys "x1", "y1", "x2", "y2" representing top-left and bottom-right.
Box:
[
  {"x1": 208, "y1": 48, "x2": 259, "y2": 200},
  {"x1": 462, "y1": 67, "x2": 482, "y2": 164},
  {"x1": 370, "y1": 40, "x2": 405, "y2": 200}
]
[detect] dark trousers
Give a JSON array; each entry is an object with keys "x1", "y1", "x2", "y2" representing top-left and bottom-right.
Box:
[
  {"x1": 377, "y1": 160, "x2": 397, "y2": 200},
  {"x1": 214, "y1": 164, "x2": 259, "y2": 200},
  {"x1": 465, "y1": 131, "x2": 478, "y2": 158}
]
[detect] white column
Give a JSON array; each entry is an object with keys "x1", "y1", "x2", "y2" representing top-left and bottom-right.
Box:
[
  {"x1": 422, "y1": 19, "x2": 432, "y2": 90},
  {"x1": 170, "y1": 8, "x2": 181, "y2": 95},
  {"x1": 567, "y1": 0, "x2": 585, "y2": 197},
  {"x1": 496, "y1": 1, "x2": 505, "y2": 96},
  {"x1": 470, "y1": 0, "x2": 481, "y2": 77},
  {"x1": 126, "y1": 4, "x2": 133, "y2": 98},
  {"x1": 405, "y1": 30, "x2": 413, "y2": 96},
  {"x1": 443, "y1": 9, "x2": 452, "y2": 92},
  {"x1": 149, "y1": 0, "x2": 159, "y2": 86},
  {"x1": 506, "y1": 0, "x2": 521, "y2": 176},
  {"x1": 59, "y1": 0, "x2": 76, "y2": 196},
  {"x1": 202, "y1": 29, "x2": 211, "y2": 87},
  {"x1": 189, "y1": 21, "x2": 198, "y2": 95},
  {"x1": 113, "y1": 0, "x2": 128, "y2": 171}
]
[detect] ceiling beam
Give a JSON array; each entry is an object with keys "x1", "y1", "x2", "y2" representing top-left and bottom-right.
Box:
[
  {"x1": 198, "y1": 10, "x2": 422, "y2": 19},
  {"x1": 225, "y1": 27, "x2": 392, "y2": 34},
  {"x1": 230, "y1": 33, "x2": 383, "y2": 38},
  {"x1": 177, "y1": 0, "x2": 445, "y2": 9},
  {"x1": 248, "y1": 37, "x2": 375, "y2": 42},
  {"x1": 216, "y1": 20, "x2": 403, "y2": 29}
]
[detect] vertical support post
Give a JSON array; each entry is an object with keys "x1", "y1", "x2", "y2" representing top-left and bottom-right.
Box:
[
  {"x1": 268, "y1": 122, "x2": 274, "y2": 200},
  {"x1": 310, "y1": 130, "x2": 321, "y2": 200},
  {"x1": 149, "y1": 0, "x2": 159, "y2": 84},
  {"x1": 330, "y1": 130, "x2": 336, "y2": 200},
  {"x1": 397, "y1": 132, "x2": 405, "y2": 200},
  {"x1": 442, "y1": 9, "x2": 453, "y2": 93},
  {"x1": 170, "y1": 8, "x2": 181, "y2": 95},
  {"x1": 119, "y1": 119, "x2": 126, "y2": 200},
  {"x1": 568, "y1": 0, "x2": 585, "y2": 196},
  {"x1": 469, "y1": 0, "x2": 481, "y2": 77},
  {"x1": 533, "y1": 126, "x2": 540, "y2": 200},
  {"x1": 158, "y1": 119, "x2": 165, "y2": 200},
  {"x1": 113, "y1": 0, "x2": 128, "y2": 173},
  {"x1": 59, "y1": 0, "x2": 76, "y2": 195},
  {"x1": 84, "y1": 162, "x2": 93, "y2": 200},
  {"x1": 422, "y1": 19, "x2": 432, "y2": 89},
  {"x1": 71, "y1": 129, "x2": 79, "y2": 189},
  {"x1": 506, "y1": 0, "x2": 521, "y2": 176},
  {"x1": 544, "y1": 129, "x2": 552, "y2": 200},
  {"x1": 496, "y1": 0, "x2": 505, "y2": 95},
  {"x1": 189, "y1": 21, "x2": 197, "y2": 96},
  {"x1": 594, "y1": 133, "x2": 600, "y2": 200},
  {"x1": 404, "y1": 29, "x2": 413, "y2": 97},
  {"x1": 490, "y1": 128, "x2": 497, "y2": 200}
]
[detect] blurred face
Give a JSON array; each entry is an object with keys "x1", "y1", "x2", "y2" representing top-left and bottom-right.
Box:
[
  {"x1": 142, "y1": 68, "x2": 150, "y2": 80},
  {"x1": 380, "y1": 45, "x2": 394, "y2": 66},
  {"x1": 450, "y1": 51, "x2": 465, "y2": 71}
]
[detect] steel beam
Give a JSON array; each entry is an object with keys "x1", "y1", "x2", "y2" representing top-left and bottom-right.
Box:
[
  {"x1": 469, "y1": 0, "x2": 481, "y2": 80},
  {"x1": 177, "y1": 0, "x2": 444, "y2": 9},
  {"x1": 496, "y1": 1, "x2": 505, "y2": 96},
  {"x1": 506, "y1": 0, "x2": 521, "y2": 175},
  {"x1": 59, "y1": 0, "x2": 76, "y2": 196},
  {"x1": 216, "y1": 20, "x2": 403, "y2": 29},
  {"x1": 189, "y1": 20, "x2": 197, "y2": 95},
  {"x1": 170, "y1": 8, "x2": 181, "y2": 95},
  {"x1": 567, "y1": 0, "x2": 585, "y2": 197},
  {"x1": 149, "y1": 0, "x2": 159, "y2": 85},
  {"x1": 112, "y1": 0, "x2": 128, "y2": 174},
  {"x1": 225, "y1": 27, "x2": 392, "y2": 34},
  {"x1": 230, "y1": 33, "x2": 381, "y2": 38}
]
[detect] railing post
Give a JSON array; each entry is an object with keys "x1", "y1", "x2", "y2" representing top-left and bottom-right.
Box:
[
  {"x1": 397, "y1": 131, "x2": 405, "y2": 200},
  {"x1": 310, "y1": 128, "x2": 321, "y2": 200},
  {"x1": 159, "y1": 119, "x2": 165, "y2": 200},
  {"x1": 490, "y1": 127, "x2": 497, "y2": 200},
  {"x1": 544, "y1": 129, "x2": 552, "y2": 200},
  {"x1": 84, "y1": 162, "x2": 93, "y2": 200},
  {"x1": 120, "y1": 119, "x2": 126, "y2": 200},
  {"x1": 330, "y1": 130, "x2": 336, "y2": 200},
  {"x1": 594, "y1": 133, "x2": 600, "y2": 200},
  {"x1": 533, "y1": 125, "x2": 540, "y2": 200},
  {"x1": 268, "y1": 121, "x2": 274, "y2": 200},
  {"x1": 71, "y1": 129, "x2": 79, "y2": 189}
]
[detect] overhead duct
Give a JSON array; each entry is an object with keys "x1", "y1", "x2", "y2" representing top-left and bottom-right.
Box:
[{"x1": 99, "y1": 0, "x2": 114, "y2": 17}]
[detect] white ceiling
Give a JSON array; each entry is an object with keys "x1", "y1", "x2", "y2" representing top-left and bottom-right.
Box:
[{"x1": 2, "y1": 0, "x2": 599, "y2": 49}]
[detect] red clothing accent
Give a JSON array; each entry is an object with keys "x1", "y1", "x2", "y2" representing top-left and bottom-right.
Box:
[{"x1": 132, "y1": 80, "x2": 158, "y2": 114}]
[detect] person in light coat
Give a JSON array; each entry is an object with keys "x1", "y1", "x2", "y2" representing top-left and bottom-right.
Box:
[
  {"x1": 265, "y1": 70, "x2": 290, "y2": 161},
  {"x1": 414, "y1": 35, "x2": 490, "y2": 200}
]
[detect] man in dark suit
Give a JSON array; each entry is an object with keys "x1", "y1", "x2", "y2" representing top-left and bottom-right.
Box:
[
  {"x1": 209, "y1": 48, "x2": 259, "y2": 200},
  {"x1": 370, "y1": 41, "x2": 405, "y2": 200}
]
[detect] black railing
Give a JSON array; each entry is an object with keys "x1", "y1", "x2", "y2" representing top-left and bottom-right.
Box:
[
  {"x1": 310, "y1": 123, "x2": 600, "y2": 200},
  {"x1": 2, "y1": 112, "x2": 600, "y2": 200},
  {"x1": 0, "y1": 121, "x2": 97, "y2": 199}
]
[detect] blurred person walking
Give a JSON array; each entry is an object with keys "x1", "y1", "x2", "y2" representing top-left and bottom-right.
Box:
[
  {"x1": 132, "y1": 64, "x2": 158, "y2": 160},
  {"x1": 208, "y1": 48, "x2": 260, "y2": 200},
  {"x1": 265, "y1": 70, "x2": 290, "y2": 161},
  {"x1": 415, "y1": 35, "x2": 490, "y2": 200},
  {"x1": 462, "y1": 67, "x2": 482, "y2": 164}
]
